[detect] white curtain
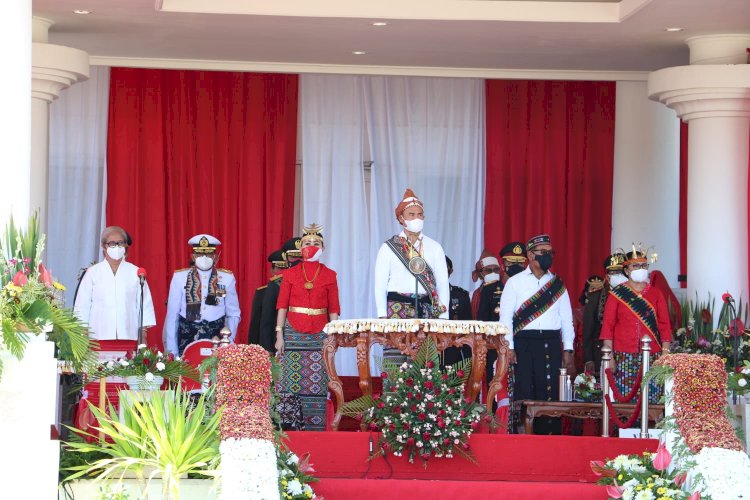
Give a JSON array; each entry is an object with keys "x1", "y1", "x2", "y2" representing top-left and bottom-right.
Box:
[
  {"x1": 47, "y1": 65, "x2": 110, "y2": 307},
  {"x1": 300, "y1": 74, "x2": 485, "y2": 375},
  {"x1": 300, "y1": 74, "x2": 371, "y2": 375},
  {"x1": 365, "y1": 76, "x2": 485, "y2": 296}
]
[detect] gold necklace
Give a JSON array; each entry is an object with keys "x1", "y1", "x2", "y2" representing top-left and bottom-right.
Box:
[{"x1": 302, "y1": 262, "x2": 321, "y2": 289}]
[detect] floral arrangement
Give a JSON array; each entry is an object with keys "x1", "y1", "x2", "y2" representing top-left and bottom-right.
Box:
[
  {"x1": 341, "y1": 337, "x2": 485, "y2": 466},
  {"x1": 656, "y1": 354, "x2": 744, "y2": 454},
  {"x1": 727, "y1": 360, "x2": 750, "y2": 396},
  {"x1": 0, "y1": 213, "x2": 96, "y2": 378},
  {"x1": 573, "y1": 371, "x2": 602, "y2": 401},
  {"x1": 591, "y1": 442, "x2": 699, "y2": 500},
  {"x1": 691, "y1": 447, "x2": 750, "y2": 499},
  {"x1": 90, "y1": 344, "x2": 197, "y2": 385},
  {"x1": 277, "y1": 448, "x2": 319, "y2": 499},
  {"x1": 216, "y1": 343, "x2": 280, "y2": 499}
]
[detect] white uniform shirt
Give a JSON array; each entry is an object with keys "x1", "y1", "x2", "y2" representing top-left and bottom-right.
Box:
[
  {"x1": 163, "y1": 267, "x2": 241, "y2": 355},
  {"x1": 74, "y1": 260, "x2": 156, "y2": 341},
  {"x1": 498, "y1": 266, "x2": 574, "y2": 350},
  {"x1": 374, "y1": 231, "x2": 450, "y2": 319}
]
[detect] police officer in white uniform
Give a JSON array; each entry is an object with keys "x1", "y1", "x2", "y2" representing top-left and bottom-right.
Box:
[{"x1": 164, "y1": 234, "x2": 241, "y2": 356}]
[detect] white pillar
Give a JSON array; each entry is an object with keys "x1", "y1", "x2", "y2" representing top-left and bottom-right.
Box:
[
  {"x1": 649, "y1": 35, "x2": 750, "y2": 302},
  {"x1": 0, "y1": 0, "x2": 31, "y2": 226},
  {"x1": 31, "y1": 17, "x2": 89, "y2": 232}
]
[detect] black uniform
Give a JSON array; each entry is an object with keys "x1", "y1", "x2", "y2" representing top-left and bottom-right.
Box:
[
  {"x1": 259, "y1": 275, "x2": 283, "y2": 352},
  {"x1": 442, "y1": 284, "x2": 472, "y2": 366},
  {"x1": 477, "y1": 280, "x2": 504, "y2": 389}
]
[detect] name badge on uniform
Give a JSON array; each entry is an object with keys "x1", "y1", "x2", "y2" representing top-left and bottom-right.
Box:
[{"x1": 216, "y1": 284, "x2": 227, "y2": 297}]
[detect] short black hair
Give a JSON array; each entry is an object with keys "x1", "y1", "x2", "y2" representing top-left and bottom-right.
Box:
[{"x1": 445, "y1": 256, "x2": 453, "y2": 269}]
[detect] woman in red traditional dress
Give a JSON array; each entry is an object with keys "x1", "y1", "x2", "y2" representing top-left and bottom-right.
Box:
[
  {"x1": 275, "y1": 224, "x2": 340, "y2": 431},
  {"x1": 600, "y1": 249, "x2": 672, "y2": 404}
]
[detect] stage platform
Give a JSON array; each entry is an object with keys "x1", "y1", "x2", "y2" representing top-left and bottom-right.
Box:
[{"x1": 286, "y1": 431, "x2": 658, "y2": 499}]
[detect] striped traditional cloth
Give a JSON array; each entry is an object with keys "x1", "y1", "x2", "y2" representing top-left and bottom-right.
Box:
[
  {"x1": 276, "y1": 324, "x2": 328, "y2": 431},
  {"x1": 614, "y1": 351, "x2": 663, "y2": 405}
]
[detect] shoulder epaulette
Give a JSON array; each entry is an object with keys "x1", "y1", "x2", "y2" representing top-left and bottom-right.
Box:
[
  {"x1": 175, "y1": 268, "x2": 189, "y2": 272},
  {"x1": 217, "y1": 268, "x2": 233, "y2": 274},
  {"x1": 256, "y1": 285, "x2": 268, "y2": 291},
  {"x1": 270, "y1": 274, "x2": 283, "y2": 282}
]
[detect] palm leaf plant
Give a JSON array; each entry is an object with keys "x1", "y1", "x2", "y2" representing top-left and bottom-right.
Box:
[{"x1": 63, "y1": 388, "x2": 222, "y2": 500}]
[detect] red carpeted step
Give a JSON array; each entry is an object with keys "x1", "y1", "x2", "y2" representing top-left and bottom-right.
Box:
[
  {"x1": 314, "y1": 477, "x2": 609, "y2": 500},
  {"x1": 287, "y1": 431, "x2": 658, "y2": 483}
]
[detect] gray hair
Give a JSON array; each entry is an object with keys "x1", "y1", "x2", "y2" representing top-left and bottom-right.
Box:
[{"x1": 100, "y1": 226, "x2": 128, "y2": 246}]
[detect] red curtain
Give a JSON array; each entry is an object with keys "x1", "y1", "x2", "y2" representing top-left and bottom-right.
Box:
[
  {"x1": 106, "y1": 68, "x2": 298, "y2": 349},
  {"x1": 679, "y1": 121, "x2": 688, "y2": 288},
  {"x1": 484, "y1": 80, "x2": 616, "y2": 300}
]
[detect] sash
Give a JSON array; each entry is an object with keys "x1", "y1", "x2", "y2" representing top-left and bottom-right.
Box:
[
  {"x1": 512, "y1": 275, "x2": 566, "y2": 334},
  {"x1": 608, "y1": 285, "x2": 662, "y2": 347},
  {"x1": 385, "y1": 236, "x2": 445, "y2": 316}
]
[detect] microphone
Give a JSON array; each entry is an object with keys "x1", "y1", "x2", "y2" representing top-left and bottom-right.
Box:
[
  {"x1": 722, "y1": 292, "x2": 735, "y2": 304},
  {"x1": 137, "y1": 267, "x2": 147, "y2": 284}
]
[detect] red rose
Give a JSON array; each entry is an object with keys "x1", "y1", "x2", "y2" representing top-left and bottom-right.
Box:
[
  {"x1": 459, "y1": 410, "x2": 466, "y2": 417},
  {"x1": 438, "y1": 410, "x2": 445, "y2": 416},
  {"x1": 446, "y1": 400, "x2": 453, "y2": 406},
  {"x1": 449, "y1": 388, "x2": 456, "y2": 395},
  {"x1": 167, "y1": 353, "x2": 175, "y2": 362},
  {"x1": 125, "y1": 351, "x2": 133, "y2": 360},
  {"x1": 722, "y1": 292, "x2": 733, "y2": 304},
  {"x1": 426, "y1": 361, "x2": 435, "y2": 369},
  {"x1": 471, "y1": 421, "x2": 479, "y2": 430},
  {"x1": 433, "y1": 389, "x2": 440, "y2": 396},
  {"x1": 455, "y1": 419, "x2": 462, "y2": 426},
  {"x1": 406, "y1": 378, "x2": 414, "y2": 386},
  {"x1": 411, "y1": 405, "x2": 418, "y2": 412},
  {"x1": 457, "y1": 370, "x2": 464, "y2": 378},
  {"x1": 381, "y1": 371, "x2": 388, "y2": 379},
  {"x1": 370, "y1": 422, "x2": 379, "y2": 431},
  {"x1": 403, "y1": 423, "x2": 410, "y2": 430},
  {"x1": 437, "y1": 420, "x2": 445, "y2": 429},
  {"x1": 418, "y1": 413, "x2": 427, "y2": 421},
  {"x1": 143, "y1": 358, "x2": 151, "y2": 366},
  {"x1": 423, "y1": 432, "x2": 431, "y2": 440},
  {"x1": 443, "y1": 438, "x2": 451, "y2": 445},
  {"x1": 425, "y1": 381, "x2": 434, "y2": 390},
  {"x1": 377, "y1": 401, "x2": 385, "y2": 409},
  {"x1": 427, "y1": 402, "x2": 435, "y2": 409},
  {"x1": 442, "y1": 374, "x2": 448, "y2": 381},
  {"x1": 393, "y1": 405, "x2": 402, "y2": 413},
  {"x1": 407, "y1": 391, "x2": 414, "y2": 399},
  {"x1": 407, "y1": 437, "x2": 415, "y2": 446},
  {"x1": 389, "y1": 424, "x2": 395, "y2": 432},
  {"x1": 415, "y1": 393, "x2": 422, "y2": 401},
  {"x1": 422, "y1": 453, "x2": 431, "y2": 460}
]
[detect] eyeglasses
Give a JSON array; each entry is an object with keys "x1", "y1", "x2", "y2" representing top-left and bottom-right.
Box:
[
  {"x1": 628, "y1": 263, "x2": 649, "y2": 270},
  {"x1": 105, "y1": 241, "x2": 127, "y2": 248},
  {"x1": 531, "y1": 249, "x2": 555, "y2": 257}
]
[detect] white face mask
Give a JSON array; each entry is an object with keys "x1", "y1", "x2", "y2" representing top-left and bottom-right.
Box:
[
  {"x1": 630, "y1": 269, "x2": 649, "y2": 283},
  {"x1": 608, "y1": 274, "x2": 628, "y2": 287},
  {"x1": 195, "y1": 255, "x2": 214, "y2": 271},
  {"x1": 484, "y1": 272, "x2": 500, "y2": 283},
  {"x1": 106, "y1": 246, "x2": 126, "y2": 261},
  {"x1": 404, "y1": 218, "x2": 424, "y2": 233}
]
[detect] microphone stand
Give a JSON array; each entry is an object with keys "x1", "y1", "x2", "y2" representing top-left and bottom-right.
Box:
[
  {"x1": 728, "y1": 300, "x2": 738, "y2": 405},
  {"x1": 138, "y1": 277, "x2": 145, "y2": 346},
  {"x1": 414, "y1": 275, "x2": 420, "y2": 319}
]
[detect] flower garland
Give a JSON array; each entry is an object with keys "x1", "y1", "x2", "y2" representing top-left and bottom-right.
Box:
[
  {"x1": 216, "y1": 344, "x2": 279, "y2": 499},
  {"x1": 323, "y1": 318, "x2": 508, "y2": 336},
  {"x1": 656, "y1": 354, "x2": 744, "y2": 454},
  {"x1": 341, "y1": 337, "x2": 485, "y2": 466}
]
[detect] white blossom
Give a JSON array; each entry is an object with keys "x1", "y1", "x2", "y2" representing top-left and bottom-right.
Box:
[
  {"x1": 155, "y1": 362, "x2": 165, "y2": 371},
  {"x1": 144, "y1": 372, "x2": 154, "y2": 381},
  {"x1": 287, "y1": 479, "x2": 303, "y2": 495}
]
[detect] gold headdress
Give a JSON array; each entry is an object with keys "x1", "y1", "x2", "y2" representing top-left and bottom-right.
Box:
[
  {"x1": 301, "y1": 223, "x2": 324, "y2": 244},
  {"x1": 622, "y1": 243, "x2": 657, "y2": 265}
]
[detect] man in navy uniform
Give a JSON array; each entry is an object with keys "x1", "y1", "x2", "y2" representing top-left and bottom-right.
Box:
[
  {"x1": 259, "y1": 237, "x2": 302, "y2": 352},
  {"x1": 164, "y1": 234, "x2": 241, "y2": 356},
  {"x1": 442, "y1": 256, "x2": 472, "y2": 366},
  {"x1": 248, "y1": 249, "x2": 288, "y2": 346}
]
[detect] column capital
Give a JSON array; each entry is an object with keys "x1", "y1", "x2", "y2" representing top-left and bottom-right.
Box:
[
  {"x1": 648, "y1": 65, "x2": 750, "y2": 121},
  {"x1": 32, "y1": 42, "x2": 89, "y2": 103}
]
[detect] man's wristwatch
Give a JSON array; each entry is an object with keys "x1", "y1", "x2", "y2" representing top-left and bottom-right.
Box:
[{"x1": 563, "y1": 349, "x2": 574, "y2": 353}]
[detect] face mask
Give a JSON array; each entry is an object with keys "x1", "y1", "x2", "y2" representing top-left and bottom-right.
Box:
[
  {"x1": 608, "y1": 274, "x2": 628, "y2": 287},
  {"x1": 535, "y1": 253, "x2": 553, "y2": 272},
  {"x1": 404, "y1": 218, "x2": 424, "y2": 233},
  {"x1": 195, "y1": 256, "x2": 214, "y2": 271},
  {"x1": 107, "y1": 246, "x2": 126, "y2": 261},
  {"x1": 484, "y1": 272, "x2": 500, "y2": 283},
  {"x1": 630, "y1": 268, "x2": 649, "y2": 283},
  {"x1": 505, "y1": 264, "x2": 524, "y2": 277},
  {"x1": 301, "y1": 246, "x2": 323, "y2": 262}
]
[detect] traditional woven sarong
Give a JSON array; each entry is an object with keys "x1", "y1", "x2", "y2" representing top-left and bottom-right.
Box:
[
  {"x1": 177, "y1": 315, "x2": 225, "y2": 355},
  {"x1": 384, "y1": 292, "x2": 434, "y2": 365},
  {"x1": 614, "y1": 351, "x2": 663, "y2": 405},
  {"x1": 276, "y1": 324, "x2": 328, "y2": 431}
]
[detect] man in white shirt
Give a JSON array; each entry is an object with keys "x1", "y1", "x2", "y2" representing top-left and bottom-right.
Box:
[
  {"x1": 163, "y1": 234, "x2": 241, "y2": 356},
  {"x1": 74, "y1": 226, "x2": 156, "y2": 346},
  {"x1": 374, "y1": 189, "x2": 450, "y2": 361},
  {"x1": 498, "y1": 234, "x2": 575, "y2": 434}
]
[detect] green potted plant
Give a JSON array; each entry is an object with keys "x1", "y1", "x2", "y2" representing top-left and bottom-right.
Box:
[
  {"x1": 63, "y1": 388, "x2": 221, "y2": 500},
  {"x1": 1, "y1": 213, "x2": 96, "y2": 379}
]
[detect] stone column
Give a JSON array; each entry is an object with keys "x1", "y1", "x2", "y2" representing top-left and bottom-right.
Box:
[
  {"x1": 31, "y1": 17, "x2": 89, "y2": 232},
  {"x1": 649, "y1": 35, "x2": 750, "y2": 302}
]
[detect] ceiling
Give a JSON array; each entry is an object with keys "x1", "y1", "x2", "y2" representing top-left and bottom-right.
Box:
[{"x1": 32, "y1": 0, "x2": 750, "y2": 76}]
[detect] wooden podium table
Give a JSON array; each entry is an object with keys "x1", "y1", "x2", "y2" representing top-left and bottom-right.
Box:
[
  {"x1": 322, "y1": 319, "x2": 510, "y2": 431},
  {"x1": 520, "y1": 400, "x2": 665, "y2": 435}
]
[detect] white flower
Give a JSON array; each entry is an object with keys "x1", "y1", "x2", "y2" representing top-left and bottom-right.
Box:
[
  {"x1": 119, "y1": 359, "x2": 129, "y2": 367},
  {"x1": 286, "y1": 453, "x2": 299, "y2": 466},
  {"x1": 303, "y1": 484, "x2": 313, "y2": 496},
  {"x1": 634, "y1": 490, "x2": 654, "y2": 500},
  {"x1": 741, "y1": 367, "x2": 750, "y2": 375},
  {"x1": 156, "y1": 362, "x2": 165, "y2": 371},
  {"x1": 739, "y1": 378, "x2": 748, "y2": 387},
  {"x1": 137, "y1": 343, "x2": 147, "y2": 350},
  {"x1": 106, "y1": 360, "x2": 115, "y2": 369},
  {"x1": 157, "y1": 351, "x2": 163, "y2": 358},
  {"x1": 144, "y1": 372, "x2": 154, "y2": 381},
  {"x1": 287, "y1": 479, "x2": 303, "y2": 495}
]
